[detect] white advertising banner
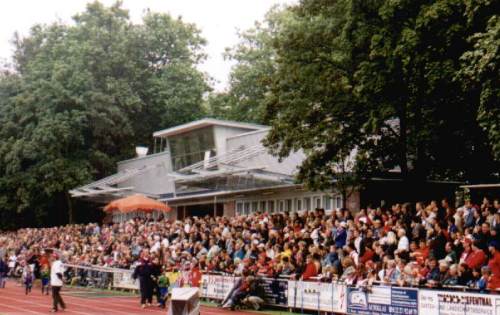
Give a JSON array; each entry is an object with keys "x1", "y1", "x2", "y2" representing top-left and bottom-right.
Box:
[
  {"x1": 200, "y1": 275, "x2": 240, "y2": 300},
  {"x1": 113, "y1": 270, "x2": 139, "y2": 290},
  {"x1": 287, "y1": 281, "x2": 347, "y2": 313},
  {"x1": 419, "y1": 290, "x2": 500, "y2": 315}
]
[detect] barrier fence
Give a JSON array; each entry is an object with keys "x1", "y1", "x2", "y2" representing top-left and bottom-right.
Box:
[
  {"x1": 61, "y1": 264, "x2": 500, "y2": 315},
  {"x1": 62, "y1": 264, "x2": 138, "y2": 290},
  {"x1": 200, "y1": 274, "x2": 500, "y2": 315}
]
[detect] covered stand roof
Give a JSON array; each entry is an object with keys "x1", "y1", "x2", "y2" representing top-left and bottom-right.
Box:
[{"x1": 69, "y1": 163, "x2": 162, "y2": 202}]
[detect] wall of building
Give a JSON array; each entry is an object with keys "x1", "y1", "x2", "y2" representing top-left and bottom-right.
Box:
[
  {"x1": 213, "y1": 125, "x2": 258, "y2": 155},
  {"x1": 226, "y1": 130, "x2": 306, "y2": 176},
  {"x1": 232, "y1": 189, "x2": 344, "y2": 216},
  {"x1": 116, "y1": 151, "x2": 175, "y2": 195}
]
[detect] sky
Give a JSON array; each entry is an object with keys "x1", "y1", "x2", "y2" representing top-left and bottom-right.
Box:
[{"x1": 0, "y1": 0, "x2": 296, "y2": 91}]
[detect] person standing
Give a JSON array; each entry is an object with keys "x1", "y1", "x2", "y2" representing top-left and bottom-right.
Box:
[
  {"x1": 133, "y1": 256, "x2": 154, "y2": 308},
  {"x1": 0, "y1": 255, "x2": 7, "y2": 288},
  {"x1": 50, "y1": 253, "x2": 66, "y2": 313},
  {"x1": 22, "y1": 262, "x2": 33, "y2": 295},
  {"x1": 41, "y1": 265, "x2": 50, "y2": 295}
]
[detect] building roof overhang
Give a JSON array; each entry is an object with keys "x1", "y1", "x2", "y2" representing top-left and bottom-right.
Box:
[{"x1": 153, "y1": 118, "x2": 267, "y2": 138}]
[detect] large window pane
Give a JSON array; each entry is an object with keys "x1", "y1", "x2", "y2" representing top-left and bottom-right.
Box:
[
  {"x1": 268, "y1": 200, "x2": 275, "y2": 213},
  {"x1": 170, "y1": 126, "x2": 216, "y2": 170},
  {"x1": 260, "y1": 201, "x2": 266, "y2": 212},
  {"x1": 252, "y1": 201, "x2": 258, "y2": 212},
  {"x1": 304, "y1": 197, "x2": 311, "y2": 211}
]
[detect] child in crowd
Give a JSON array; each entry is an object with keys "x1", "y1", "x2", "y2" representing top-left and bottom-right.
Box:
[
  {"x1": 157, "y1": 269, "x2": 170, "y2": 309},
  {"x1": 41, "y1": 265, "x2": 50, "y2": 295},
  {"x1": 476, "y1": 266, "x2": 491, "y2": 292},
  {"x1": 22, "y1": 263, "x2": 33, "y2": 295}
]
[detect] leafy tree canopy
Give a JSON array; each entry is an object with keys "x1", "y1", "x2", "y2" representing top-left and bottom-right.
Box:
[
  {"x1": 262, "y1": 0, "x2": 499, "y2": 192},
  {"x1": 0, "y1": 1, "x2": 208, "y2": 229}
]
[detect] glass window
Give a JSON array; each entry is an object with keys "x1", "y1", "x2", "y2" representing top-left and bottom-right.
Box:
[
  {"x1": 268, "y1": 200, "x2": 275, "y2": 213},
  {"x1": 286, "y1": 199, "x2": 292, "y2": 212},
  {"x1": 252, "y1": 201, "x2": 258, "y2": 212},
  {"x1": 315, "y1": 196, "x2": 321, "y2": 209},
  {"x1": 296, "y1": 199, "x2": 302, "y2": 211},
  {"x1": 244, "y1": 202, "x2": 250, "y2": 215},
  {"x1": 278, "y1": 200, "x2": 284, "y2": 212},
  {"x1": 304, "y1": 197, "x2": 311, "y2": 211},
  {"x1": 260, "y1": 201, "x2": 266, "y2": 212},
  {"x1": 336, "y1": 196, "x2": 343, "y2": 209},
  {"x1": 323, "y1": 195, "x2": 332, "y2": 210},
  {"x1": 169, "y1": 126, "x2": 216, "y2": 170},
  {"x1": 236, "y1": 202, "x2": 243, "y2": 215}
]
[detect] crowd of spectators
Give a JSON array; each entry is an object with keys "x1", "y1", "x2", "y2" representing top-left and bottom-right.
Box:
[{"x1": 1, "y1": 197, "x2": 499, "y2": 292}]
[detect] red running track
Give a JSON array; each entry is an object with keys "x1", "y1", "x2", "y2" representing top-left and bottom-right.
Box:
[{"x1": 0, "y1": 281, "x2": 260, "y2": 315}]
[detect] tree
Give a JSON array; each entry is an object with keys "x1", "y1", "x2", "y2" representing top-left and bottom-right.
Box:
[
  {"x1": 460, "y1": 15, "x2": 500, "y2": 160},
  {"x1": 207, "y1": 6, "x2": 292, "y2": 124},
  {"x1": 263, "y1": 0, "x2": 499, "y2": 195},
  {"x1": 0, "y1": 1, "x2": 208, "y2": 228}
]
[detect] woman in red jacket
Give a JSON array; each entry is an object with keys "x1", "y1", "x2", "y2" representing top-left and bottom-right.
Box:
[
  {"x1": 487, "y1": 241, "x2": 500, "y2": 290},
  {"x1": 301, "y1": 255, "x2": 318, "y2": 280}
]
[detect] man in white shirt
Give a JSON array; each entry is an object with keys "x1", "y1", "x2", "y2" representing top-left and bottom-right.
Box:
[
  {"x1": 395, "y1": 229, "x2": 409, "y2": 257},
  {"x1": 50, "y1": 253, "x2": 66, "y2": 313}
]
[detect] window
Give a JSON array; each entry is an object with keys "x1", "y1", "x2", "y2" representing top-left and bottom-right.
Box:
[
  {"x1": 252, "y1": 201, "x2": 258, "y2": 213},
  {"x1": 286, "y1": 199, "x2": 292, "y2": 212},
  {"x1": 314, "y1": 196, "x2": 321, "y2": 209},
  {"x1": 260, "y1": 201, "x2": 266, "y2": 212},
  {"x1": 268, "y1": 200, "x2": 275, "y2": 213},
  {"x1": 336, "y1": 196, "x2": 343, "y2": 209},
  {"x1": 278, "y1": 200, "x2": 284, "y2": 212},
  {"x1": 236, "y1": 202, "x2": 243, "y2": 215},
  {"x1": 296, "y1": 199, "x2": 302, "y2": 211},
  {"x1": 244, "y1": 202, "x2": 251, "y2": 215},
  {"x1": 169, "y1": 126, "x2": 216, "y2": 170},
  {"x1": 323, "y1": 195, "x2": 332, "y2": 210},
  {"x1": 304, "y1": 197, "x2": 311, "y2": 211}
]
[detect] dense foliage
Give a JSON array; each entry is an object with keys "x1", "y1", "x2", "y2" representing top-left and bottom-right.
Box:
[
  {"x1": 215, "y1": 0, "x2": 500, "y2": 194},
  {"x1": 0, "y1": 2, "x2": 208, "y2": 228}
]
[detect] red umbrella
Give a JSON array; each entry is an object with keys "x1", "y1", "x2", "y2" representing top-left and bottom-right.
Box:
[{"x1": 104, "y1": 194, "x2": 171, "y2": 213}]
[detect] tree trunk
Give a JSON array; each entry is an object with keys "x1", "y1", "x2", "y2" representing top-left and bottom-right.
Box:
[
  {"x1": 66, "y1": 191, "x2": 74, "y2": 224},
  {"x1": 399, "y1": 104, "x2": 409, "y2": 178}
]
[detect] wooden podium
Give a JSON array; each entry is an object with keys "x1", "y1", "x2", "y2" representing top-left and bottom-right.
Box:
[{"x1": 167, "y1": 287, "x2": 200, "y2": 315}]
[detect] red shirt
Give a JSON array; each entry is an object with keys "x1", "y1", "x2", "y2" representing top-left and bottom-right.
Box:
[
  {"x1": 189, "y1": 267, "x2": 202, "y2": 287},
  {"x1": 360, "y1": 249, "x2": 374, "y2": 265},
  {"x1": 488, "y1": 252, "x2": 500, "y2": 290},
  {"x1": 302, "y1": 262, "x2": 318, "y2": 280},
  {"x1": 465, "y1": 249, "x2": 487, "y2": 270}
]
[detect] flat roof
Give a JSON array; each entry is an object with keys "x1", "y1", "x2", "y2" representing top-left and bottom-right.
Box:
[{"x1": 153, "y1": 118, "x2": 267, "y2": 138}]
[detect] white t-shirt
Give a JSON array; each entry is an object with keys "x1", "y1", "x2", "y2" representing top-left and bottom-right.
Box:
[
  {"x1": 8, "y1": 255, "x2": 16, "y2": 268},
  {"x1": 50, "y1": 260, "x2": 64, "y2": 287},
  {"x1": 398, "y1": 236, "x2": 409, "y2": 251}
]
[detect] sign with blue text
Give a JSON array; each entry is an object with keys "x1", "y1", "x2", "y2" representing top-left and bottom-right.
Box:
[{"x1": 347, "y1": 286, "x2": 418, "y2": 315}]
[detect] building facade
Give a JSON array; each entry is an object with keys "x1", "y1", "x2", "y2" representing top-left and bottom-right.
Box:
[
  {"x1": 70, "y1": 118, "x2": 459, "y2": 221},
  {"x1": 70, "y1": 118, "x2": 349, "y2": 221}
]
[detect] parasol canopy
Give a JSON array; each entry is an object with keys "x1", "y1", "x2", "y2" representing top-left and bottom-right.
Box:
[{"x1": 104, "y1": 194, "x2": 171, "y2": 213}]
